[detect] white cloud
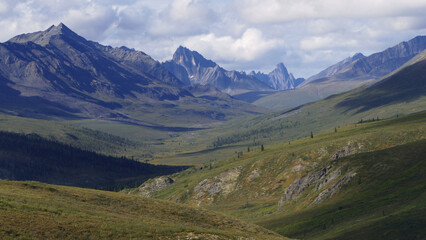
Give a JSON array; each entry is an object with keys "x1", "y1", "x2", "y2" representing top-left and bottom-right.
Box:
[
  {"x1": 148, "y1": 0, "x2": 216, "y2": 36},
  {"x1": 237, "y1": 0, "x2": 426, "y2": 23},
  {"x1": 184, "y1": 28, "x2": 283, "y2": 62}
]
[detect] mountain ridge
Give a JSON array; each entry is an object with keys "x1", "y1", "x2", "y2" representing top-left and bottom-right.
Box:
[
  {"x1": 0, "y1": 23, "x2": 265, "y2": 122},
  {"x1": 254, "y1": 35, "x2": 426, "y2": 110},
  {"x1": 163, "y1": 46, "x2": 304, "y2": 95}
]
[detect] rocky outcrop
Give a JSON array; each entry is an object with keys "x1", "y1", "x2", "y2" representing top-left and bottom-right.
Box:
[
  {"x1": 330, "y1": 145, "x2": 354, "y2": 160},
  {"x1": 283, "y1": 165, "x2": 332, "y2": 201},
  {"x1": 313, "y1": 171, "x2": 357, "y2": 204},
  {"x1": 248, "y1": 168, "x2": 260, "y2": 181},
  {"x1": 193, "y1": 167, "x2": 242, "y2": 200},
  {"x1": 137, "y1": 176, "x2": 174, "y2": 197},
  {"x1": 279, "y1": 164, "x2": 357, "y2": 208}
]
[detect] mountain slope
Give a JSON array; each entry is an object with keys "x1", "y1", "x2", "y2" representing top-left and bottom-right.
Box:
[
  {"x1": 255, "y1": 36, "x2": 426, "y2": 110},
  {"x1": 136, "y1": 112, "x2": 426, "y2": 239},
  {"x1": 163, "y1": 46, "x2": 273, "y2": 95},
  {"x1": 336, "y1": 49, "x2": 426, "y2": 113},
  {"x1": 0, "y1": 180, "x2": 287, "y2": 240}
]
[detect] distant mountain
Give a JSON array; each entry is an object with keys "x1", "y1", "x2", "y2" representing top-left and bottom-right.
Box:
[
  {"x1": 0, "y1": 23, "x2": 265, "y2": 122},
  {"x1": 304, "y1": 52, "x2": 365, "y2": 84},
  {"x1": 336, "y1": 49, "x2": 426, "y2": 113},
  {"x1": 307, "y1": 36, "x2": 426, "y2": 84},
  {"x1": 163, "y1": 46, "x2": 274, "y2": 95},
  {"x1": 254, "y1": 35, "x2": 426, "y2": 110},
  {"x1": 249, "y1": 63, "x2": 305, "y2": 90}
]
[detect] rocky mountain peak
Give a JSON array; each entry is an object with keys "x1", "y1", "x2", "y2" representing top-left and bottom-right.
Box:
[
  {"x1": 352, "y1": 52, "x2": 365, "y2": 60},
  {"x1": 273, "y1": 63, "x2": 290, "y2": 76},
  {"x1": 172, "y1": 46, "x2": 216, "y2": 68},
  {"x1": 8, "y1": 23, "x2": 83, "y2": 46}
]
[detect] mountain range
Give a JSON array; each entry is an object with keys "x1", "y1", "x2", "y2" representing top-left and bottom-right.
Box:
[
  {"x1": 0, "y1": 23, "x2": 264, "y2": 124},
  {"x1": 163, "y1": 46, "x2": 303, "y2": 95},
  {"x1": 254, "y1": 35, "x2": 426, "y2": 110}
]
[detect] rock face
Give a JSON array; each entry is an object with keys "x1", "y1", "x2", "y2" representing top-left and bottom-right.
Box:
[
  {"x1": 250, "y1": 63, "x2": 305, "y2": 90},
  {"x1": 313, "y1": 171, "x2": 357, "y2": 204},
  {"x1": 330, "y1": 145, "x2": 354, "y2": 160},
  {"x1": 193, "y1": 167, "x2": 242, "y2": 200},
  {"x1": 279, "y1": 164, "x2": 356, "y2": 207},
  {"x1": 137, "y1": 176, "x2": 175, "y2": 197},
  {"x1": 163, "y1": 46, "x2": 272, "y2": 95},
  {"x1": 284, "y1": 165, "x2": 332, "y2": 201}
]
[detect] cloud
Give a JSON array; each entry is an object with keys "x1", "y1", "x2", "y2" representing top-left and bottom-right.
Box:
[
  {"x1": 184, "y1": 28, "x2": 283, "y2": 63},
  {"x1": 148, "y1": 0, "x2": 216, "y2": 36},
  {"x1": 237, "y1": 0, "x2": 426, "y2": 23}
]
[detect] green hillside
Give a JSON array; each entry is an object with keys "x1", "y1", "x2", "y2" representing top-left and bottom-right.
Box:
[
  {"x1": 137, "y1": 112, "x2": 426, "y2": 239},
  {"x1": 0, "y1": 180, "x2": 287, "y2": 240}
]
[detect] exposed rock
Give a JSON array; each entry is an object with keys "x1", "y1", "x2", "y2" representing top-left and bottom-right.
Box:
[
  {"x1": 248, "y1": 168, "x2": 260, "y2": 180},
  {"x1": 313, "y1": 172, "x2": 357, "y2": 204},
  {"x1": 280, "y1": 164, "x2": 358, "y2": 207},
  {"x1": 137, "y1": 176, "x2": 174, "y2": 197},
  {"x1": 331, "y1": 145, "x2": 354, "y2": 160},
  {"x1": 284, "y1": 165, "x2": 332, "y2": 201},
  {"x1": 315, "y1": 168, "x2": 341, "y2": 190},
  {"x1": 292, "y1": 164, "x2": 306, "y2": 172},
  {"x1": 193, "y1": 167, "x2": 242, "y2": 200}
]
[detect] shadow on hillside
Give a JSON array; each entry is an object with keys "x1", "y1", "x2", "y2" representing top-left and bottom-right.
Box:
[{"x1": 336, "y1": 60, "x2": 426, "y2": 114}]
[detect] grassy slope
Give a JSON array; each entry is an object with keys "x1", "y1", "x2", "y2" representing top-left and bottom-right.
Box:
[
  {"x1": 0, "y1": 181, "x2": 287, "y2": 240},
  {"x1": 253, "y1": 78, "x2": 375, "y2": 111},
  {"x1": 0, "y1": 113, "x2": 141, "y2": 157},
  {"x1": 145, "y1": 112, "x2": 426, "y2": 239},
  {"x1": 257, "y1": 139, "x2": 426, "y2": 240}
]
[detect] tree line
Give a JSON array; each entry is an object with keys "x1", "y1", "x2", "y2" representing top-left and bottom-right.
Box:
[{"x1": 0, "y1": 131, "x2": 188, "y2": 190}]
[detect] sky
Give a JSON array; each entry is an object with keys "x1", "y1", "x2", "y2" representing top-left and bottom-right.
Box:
[{"x1": 1, "y1": 0, "x2": 426, "y2": 78}]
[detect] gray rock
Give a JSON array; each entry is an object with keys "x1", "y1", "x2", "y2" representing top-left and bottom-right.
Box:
[
  {"x1": 193, "y1": 167, "x2": 242, "y2": 200},
  {"x1": 331, "y1": 145, "x2": 354, "y2": 160},
  {"x1": 313, "y1": 172, "x2": 357, "y2": 204},
  {"x1": 284, "y1": 165, "x2": 332, "y2": 200},
  {"x1": 248, "y1": 168, "x2": 260, "y2": 180},
  {"x1": 137, "y1": 176, "x2": 174, "y2": 197}
]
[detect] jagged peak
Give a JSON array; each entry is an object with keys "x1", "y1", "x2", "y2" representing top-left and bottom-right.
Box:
[
  {"x1": 272, "y1": 62, "x2": 290, "y2": 75},
  {"x1": 172, "y1": 46, "x2": 216, "y2": 68},
  {"x1": 8, "y1": 23, "x2": 83, "y2": 46},
  {"x1": 276, "y1": 62, "x2": 286, "y2": 69},
  {"x1": 352, "y1": 52, "x2": 365, "y2": 59}
]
